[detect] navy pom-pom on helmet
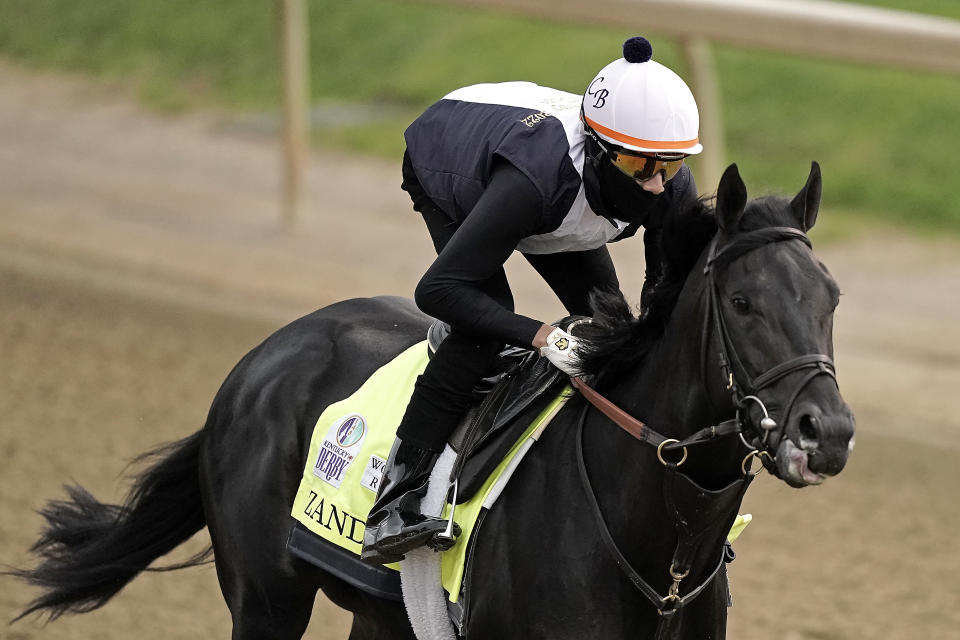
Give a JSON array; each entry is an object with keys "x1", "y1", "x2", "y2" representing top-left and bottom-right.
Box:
[
  {"x1": 622, "y1": 36, "x2": 653, "y2": 63},
  {"x1": 582, "y1": 36, "x2": 702, "y2": 155}
]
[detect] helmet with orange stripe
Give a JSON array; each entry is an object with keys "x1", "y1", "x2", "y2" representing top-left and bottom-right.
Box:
[{"x1": 582, "y1": 37, "x2": 702, "y2": 160}]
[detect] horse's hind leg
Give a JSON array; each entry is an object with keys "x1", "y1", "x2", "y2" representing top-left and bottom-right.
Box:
[
  {"x1": 204, "y1": 479, "x2": 325, "y2": 638},
  {"x1": 213, "y1": 546, "x2": 324, "y2": 640}
]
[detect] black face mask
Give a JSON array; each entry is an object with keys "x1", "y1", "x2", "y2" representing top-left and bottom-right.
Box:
[{"x1": 583, "y1": 135, "x2": 661, "y2": 226}]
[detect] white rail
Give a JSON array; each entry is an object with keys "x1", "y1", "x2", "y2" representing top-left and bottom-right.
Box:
[
  {"x1": 429, "y1": 0, "x2": 960, "y2": 75},
  {"x1": 420, "y1": 0, "x2": 960, "y2": 189}
]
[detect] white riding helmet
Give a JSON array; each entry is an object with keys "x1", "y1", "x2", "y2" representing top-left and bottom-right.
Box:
[{"x1": 582, "y1": 37, "x2": 702, "y2": 155}]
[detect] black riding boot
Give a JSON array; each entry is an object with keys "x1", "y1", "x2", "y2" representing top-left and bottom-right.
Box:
[{"x1": 361, "y1": 438, "x2": 454, "y2": 564}]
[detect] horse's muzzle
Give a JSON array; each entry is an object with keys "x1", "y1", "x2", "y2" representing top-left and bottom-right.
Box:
[{"x1": 776, "y1": 398, "x2": 856, "y2": 487}]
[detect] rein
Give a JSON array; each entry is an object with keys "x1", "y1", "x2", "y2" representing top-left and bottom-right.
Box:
[
  {"x1": 572, "y1": 377, "x2": 744, "y2": 457},
  {"x1": 568, "y1": 225, "x2": 836, "y2": 636}
]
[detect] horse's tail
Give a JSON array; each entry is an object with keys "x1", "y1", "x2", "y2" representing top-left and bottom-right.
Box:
[{"x1": 10, "y1": 430, "x2": 210, "y2": 622}]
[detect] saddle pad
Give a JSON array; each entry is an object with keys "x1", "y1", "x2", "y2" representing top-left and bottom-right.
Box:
[{"x1": 290, "y1": 340, "x2": 430, "y2": 568}]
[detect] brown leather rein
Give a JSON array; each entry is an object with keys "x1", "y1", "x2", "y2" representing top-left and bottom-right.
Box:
[
  {"x1": 570, "y1": 376, "x2": 664, "y2": 445},
  {"x1": 570, "y1": 376, "x2": 746, "y2": 463}
]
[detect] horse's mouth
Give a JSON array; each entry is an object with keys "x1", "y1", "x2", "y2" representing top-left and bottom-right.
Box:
[{"x1": 777, "y1": 439, "x2": 826, "y2": 487}]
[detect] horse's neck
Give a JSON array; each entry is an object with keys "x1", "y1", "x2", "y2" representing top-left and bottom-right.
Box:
[
  {"x1": 608, "y1": 272, "x2": 720, "y2": 434},
  {"x1": 577, "y1": 263, "x2": 744, "y2": 598}
]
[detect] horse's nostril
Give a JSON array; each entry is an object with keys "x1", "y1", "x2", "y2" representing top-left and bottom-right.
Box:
[{"x1": 797, "y1": 414, "x2": 819, "y2": 445}]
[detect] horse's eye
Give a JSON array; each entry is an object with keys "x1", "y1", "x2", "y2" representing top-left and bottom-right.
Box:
[{"x1": 731, "y1": 296, "x2": 751, "y2": 315}]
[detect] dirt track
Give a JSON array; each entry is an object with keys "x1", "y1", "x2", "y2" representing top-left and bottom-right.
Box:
[{"x1": 1, "y1": 62, "x2": 959, "y2": 639}]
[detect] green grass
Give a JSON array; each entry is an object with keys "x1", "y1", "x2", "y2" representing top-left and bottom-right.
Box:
[{"x1": 1, "y1": 0, "x2": 958, "y2": 234}]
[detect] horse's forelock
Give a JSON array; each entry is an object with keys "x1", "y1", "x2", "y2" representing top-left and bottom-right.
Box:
[{"x1": 737, "y1": 196, "x2": 800, "y2": 233}]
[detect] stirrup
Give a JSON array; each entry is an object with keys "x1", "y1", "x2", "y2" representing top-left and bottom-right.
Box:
[{"x1": 428, "y1": 478, "x2": 460, "y2": 551}]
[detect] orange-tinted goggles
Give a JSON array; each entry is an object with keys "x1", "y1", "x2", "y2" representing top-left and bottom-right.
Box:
[{"x1": 610, "y1": 150, "x2": 686, "y2": 183}]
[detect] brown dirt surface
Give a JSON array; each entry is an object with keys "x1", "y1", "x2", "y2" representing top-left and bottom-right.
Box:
[{"x1": 1, "y1": 62, "x2": 959, "y2": 639}]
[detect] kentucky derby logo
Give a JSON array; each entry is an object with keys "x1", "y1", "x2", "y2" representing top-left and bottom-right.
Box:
[
  {"x1": 336, "y1": 415, "x2": 365, "y2": 447},
  {"x1": 314, "y1": 414, "x2": 369, "y2": 488}
]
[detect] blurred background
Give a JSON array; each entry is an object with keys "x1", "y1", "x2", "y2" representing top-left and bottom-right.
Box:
[{"x1": 1, "y1": 1, "x2": 958, "y2": 638}]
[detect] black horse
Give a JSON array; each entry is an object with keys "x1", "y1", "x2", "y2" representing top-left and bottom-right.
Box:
[{"x1": 13, "y1": 164, "x2": 855, "y2": 639}]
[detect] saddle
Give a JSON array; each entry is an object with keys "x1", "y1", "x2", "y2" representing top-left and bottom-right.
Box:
[{"x1": 427, "y1": 320, "x2": 569, "y2": 503}]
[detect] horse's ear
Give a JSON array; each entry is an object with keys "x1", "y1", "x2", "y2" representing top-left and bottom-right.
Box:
[
  {"x1": 791, "y1": 161, "x2": 822, "y2": 231},
  {"x1": 716, "y1": 163, "x2": 747, "y2": 232}
]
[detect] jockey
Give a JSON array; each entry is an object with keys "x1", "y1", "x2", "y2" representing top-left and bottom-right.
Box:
[{"x1": 362, "y1": 36, "x2": 702, "y2": 564}]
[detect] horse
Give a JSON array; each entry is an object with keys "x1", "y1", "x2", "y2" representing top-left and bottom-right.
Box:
[{"x1": 12, "y1": 163, "x2": 855, "y2": 639}]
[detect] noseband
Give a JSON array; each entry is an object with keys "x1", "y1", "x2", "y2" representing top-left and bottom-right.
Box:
[{"x1": 701, "y1": 226, "x2": 838, "y2": 466}]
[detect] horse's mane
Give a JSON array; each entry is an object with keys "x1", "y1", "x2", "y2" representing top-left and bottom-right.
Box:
[
  {"x1": 576, "y1": 193, "x2": 801, "y2": 382},
  {"x1": 574, "y1": 196, "x2": 715, "y2": 381}
]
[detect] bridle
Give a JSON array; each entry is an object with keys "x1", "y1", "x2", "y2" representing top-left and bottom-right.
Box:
[
  {"x1": 571, "y1": 224, "x2": 838, "y2": 636},
  {"x1": 701, "y1": 226, "x2": 838, "y2": 469}
]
